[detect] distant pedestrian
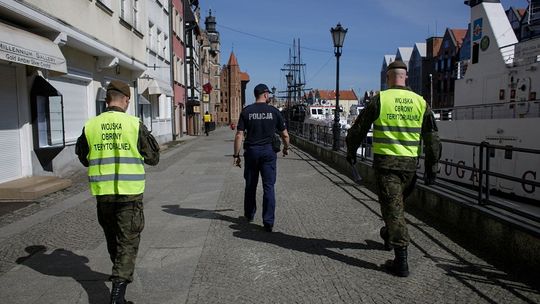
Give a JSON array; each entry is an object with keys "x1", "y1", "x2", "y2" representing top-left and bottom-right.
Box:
[
  {"x1": 233, "y1": 83, "x2": 290, "y2": 232},
  {"x1": 76, "y1": 80, "x2": 160, "y2": 303},
  {"x1": 203, "y1": 111, "x2": 212, "y2": 136},
  {"x1": 346, "y1": 60, "x2": 440, "y2": 277}
]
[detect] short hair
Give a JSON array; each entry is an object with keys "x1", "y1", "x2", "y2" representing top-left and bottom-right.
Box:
[
  {"x1": 387, "y1": 68, "x2": 407, "y2": 78},
  {"x1": 106, "y1": 90, "x2": 126, "y2": 103}
]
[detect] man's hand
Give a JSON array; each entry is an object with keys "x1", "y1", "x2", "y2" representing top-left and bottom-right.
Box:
[
  {"x1": 233, "y1": 156, "x2": 242, "y2": 168},
  {"x1": 282, "y1": 146, "x2": 289, "y2": 157},
  {"x1": 424, "y1": 170, "x2": 436, "y2": 185},
  {"x1": 346, "y1": 153, "x2": 357, "y2": 165}
]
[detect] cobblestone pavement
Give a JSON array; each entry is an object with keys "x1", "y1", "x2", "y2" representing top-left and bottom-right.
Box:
[{"x1": 0, "y1": 128, "x2": 538, "y2": 303}]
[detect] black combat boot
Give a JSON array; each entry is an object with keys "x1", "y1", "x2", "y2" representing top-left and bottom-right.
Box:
[
  {"x1": 385, "y1": 246, "x2": 409, "y2": 277},
  {"x1": 379, "y1": 226, "x2": 393, "y2": 251},
  {"x1": 110, "y1": 280, "x2": 134, "y2": 304}
]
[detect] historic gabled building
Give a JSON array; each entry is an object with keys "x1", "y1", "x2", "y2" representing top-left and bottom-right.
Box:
[
  {"x1": 433, "y1": 28, "x2": 467, "y2": 108},
  {"x1": 425, "y1": 36, "x2": 443, "y2": 107},
  {"x1": 200, "y1": 10, "x2": 221, "y2": 123},
  {"x1": 380, "y1": 55, "x2": 395, "y2": 90},
  {"x1": 218, "y1": 52, "x2": 249, "y2": 126},
  {"x1": 184, "y1": 0, "x2": 202, "y2": 135},
  {"x1": 408, "y1": 42, "x2": 427, "y2": 97},
  {"x1": 395, "y1": 47, "x2": 414, "y2": 71},
  {"x1": 171, "y1": 0, "x2": 187, "y2": 138}
]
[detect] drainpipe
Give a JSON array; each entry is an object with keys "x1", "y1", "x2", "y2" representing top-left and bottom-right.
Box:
[{"x1": 169, "y1": 0, "x2": 177, "y2": 140}]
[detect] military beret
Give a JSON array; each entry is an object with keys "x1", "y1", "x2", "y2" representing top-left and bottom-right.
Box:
[
  {"x1": 107, "y1": 80, "x2": 131, "y2": 98},
  {"x1": 387, "y1": 60, "x2": 407, "y2": 72}
]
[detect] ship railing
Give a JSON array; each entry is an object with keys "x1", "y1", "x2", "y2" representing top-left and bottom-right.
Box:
[
  {"x1": 433, "y1": 100, "x2": 540, "y2": 121},
  {"x1": 289, "y1": 121, "x2": 540, "y2": 222},
  {"x1": 500, "y1": 41, "x2": 540, "y2": 67},
  {"x1": 427, "y1": 139, "x2": 540, "y2": 223}
]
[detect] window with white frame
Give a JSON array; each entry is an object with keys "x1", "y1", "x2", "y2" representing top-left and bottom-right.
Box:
[
  {"x1": 148, "y1": 22, "x2": 155, "y2": 50},
  {"x1": 120, "y1": 0, "x2": 133, "y2": 24},
  {"x1": 97, "y1": 0, "x2": 113, "y2": 10},
  {"x1": 157, "y1": 29, "x2": 162, "y2": 57},
  {"x1": 164, "y1": 34, "x2": 169, "y2": 61},
  {"x1": 178, "y1": 12, "x2": 183, "y2": 37},
  {"x1": 133, "y1": 0, "x2": 139, "y2": 30}
]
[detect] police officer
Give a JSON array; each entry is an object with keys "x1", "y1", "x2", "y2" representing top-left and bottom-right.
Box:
[
  {"x1": 233, "y1": 84, "x2": 289, "y2": 232},
  {"x1": 346, "y1": 61, "x2": 440, "y2": 277},
  {"x1": 75, "y1": 80, "x2": 160, "y2": 303},
  {"x1": 203, "y1": 111, "x2": 212, "y2": 136}
]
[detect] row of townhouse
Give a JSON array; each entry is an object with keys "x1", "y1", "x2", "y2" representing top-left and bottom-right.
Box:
[
  {"x1": 379, "y1": 2, "x2": 535, "y2": 110},
  {"x1": 0, "y1": 0, "x2": 221, "y2": 184}
]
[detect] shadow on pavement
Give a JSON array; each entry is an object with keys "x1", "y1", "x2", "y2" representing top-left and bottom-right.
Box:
[
  {"x1": 16, "y1": 245, "x2": 110, "y2": 304},
  {"x1": 292, "y1": 147, "x2": 540, "y2": 300},
  {"x1": 162, "y1": 205, "x2": 383, "y2": 273}
]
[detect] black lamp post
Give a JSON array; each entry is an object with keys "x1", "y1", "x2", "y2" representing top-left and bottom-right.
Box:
[
  {"x1": 286, "y1": 72, "x2": 293, "y2": 126},
  {"x1": 271, "y1": 86, "x2": 276, "y2": 105},
  {"x1": 330, "y1": 23, "x2": 347, "y2": 151}
]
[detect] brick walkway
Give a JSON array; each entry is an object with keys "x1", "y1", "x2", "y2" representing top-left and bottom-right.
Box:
[{"x1": 0, "y1": 128, "x2": 538, "y2": 303}]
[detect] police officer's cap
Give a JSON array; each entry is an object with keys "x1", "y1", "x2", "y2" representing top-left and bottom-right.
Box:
[
  {"x1": 387, "y1": 60, "x2": 407, "y2": 72},
  {"x1": 107, "y1": 80, "x2": 131, "y2": 99},
  {"x1": 254, "y1": 83, "x2": 271, "y2": 97}
]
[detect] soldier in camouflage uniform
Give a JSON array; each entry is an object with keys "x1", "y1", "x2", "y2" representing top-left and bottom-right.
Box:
[
  {"x1": 346, "y1": 60, "x2": 440, "y2": 277},
  {"x1": 76, "y1": 80, "x2": 160, "y2": 303}
]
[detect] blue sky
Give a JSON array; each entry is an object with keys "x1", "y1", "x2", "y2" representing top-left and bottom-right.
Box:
[{"x1": 199, "y1": 0, "x2": 527, "y2": 102}]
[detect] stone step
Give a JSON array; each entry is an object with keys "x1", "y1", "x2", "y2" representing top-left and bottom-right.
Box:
[{"x1": 0, "y1": 176, "x2": 72, "y2": 202}]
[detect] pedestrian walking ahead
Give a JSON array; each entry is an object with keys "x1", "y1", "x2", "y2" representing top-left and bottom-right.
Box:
[
  {"x1": 233, "y1": 84, "x2": 290, "y2": 232},
  {"x1": 203, "y1": 111, "x2": 212, "y2": 136},
  {"x1": 346, "y1": 60, "x2": 440, "y2": 277},
  {"x1": 76, "y1": 80, "x2": 160, "y2": 304}
]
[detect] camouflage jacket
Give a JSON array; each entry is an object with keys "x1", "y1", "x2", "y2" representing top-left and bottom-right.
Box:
[
  {"x1": 75, "y1": 106, "x2": 160, "y2": 202},
  {"x1": 346, "y1": 86, "x2": 440, "y2": 173}
]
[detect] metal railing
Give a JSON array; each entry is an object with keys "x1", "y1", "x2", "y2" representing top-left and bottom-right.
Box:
[
  {"x1": 433, "y1": 100, "x2": 540, "y2": 121},
  {"x1": 289, "y1": 121, "x2": 540, "y2": 222}
]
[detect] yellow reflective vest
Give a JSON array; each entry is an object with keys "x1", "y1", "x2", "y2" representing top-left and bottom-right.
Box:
[
  {"x1": 372, "y1": 89, "x2": 426, "y2": 157},
  {"x1": 84, "y1": 111, "x2": 145, "y2": 195},
  {"x1": 203, "y1": 114, "x2": 212, "y2": 122}
]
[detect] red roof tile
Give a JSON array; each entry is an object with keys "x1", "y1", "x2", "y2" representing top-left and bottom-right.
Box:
[
  {"x1": 450, "y1": 29, "x2": 468, "y2": 47},
  {"x1": 316, "y1": 89, "x2": 358, "y2": 101},
  {"x1": 240, "y1": 72, "x2": 250, "y2": 81}
]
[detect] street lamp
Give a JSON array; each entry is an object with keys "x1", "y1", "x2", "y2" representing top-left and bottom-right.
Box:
[
  {"x1": 330, "y1": 23, "x2": 347, "y2": 151},
  {"x1": 286, "y1": 72, "x2": 293, "y2": 126},
  {"x1": 271, "y1": 86, "x2": 276, "y2": 105},
  {"x1": 429, "y1": 73, "x2": 433, "y2": 108}
]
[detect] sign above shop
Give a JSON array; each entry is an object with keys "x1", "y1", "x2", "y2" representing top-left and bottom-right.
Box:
[{"x1": 0, "y1": 22, "x2": 67, "y2": 73}]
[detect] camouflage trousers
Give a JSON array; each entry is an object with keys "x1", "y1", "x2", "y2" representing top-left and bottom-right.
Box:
[
  {"x1": 375, "y1": 169, "x2": 416, "y2": 248},
  {"x1": 97, "y1": 199, "x2": 145, "y2": 282}
]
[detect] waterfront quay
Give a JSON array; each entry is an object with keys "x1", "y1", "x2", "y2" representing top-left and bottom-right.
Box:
[{"x1": 0, "y1": 127, "x2": 538, "y2": 303}]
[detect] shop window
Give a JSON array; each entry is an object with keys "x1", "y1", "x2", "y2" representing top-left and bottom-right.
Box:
[{"x1": 30, "y1": 76, "x2": 65, "y2": 171}]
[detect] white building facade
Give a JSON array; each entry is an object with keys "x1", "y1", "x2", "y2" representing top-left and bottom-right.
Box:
[
  {"x1": 0, "y1": 0, "x2": 146, "y2": 182},
  {"x1": 138, "y1": 0, "x2": 173, "y2": 143}
]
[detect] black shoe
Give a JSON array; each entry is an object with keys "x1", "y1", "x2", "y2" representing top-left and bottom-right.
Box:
[
  {"x1": 263, "y1": 224, "x2": 273, "y2": 232},
  {"x1": 110, "y1": 281, "x2": 126, "y2": 304},
  {"x1": 243, "y1": 215, "x2": 253, "y2": 223},
  {"x1": 110, "y1": 280, "x2": 132, "y2": 304},
  {"x1": 384, "y1": 246, "x2": 409, "y2": 277}
]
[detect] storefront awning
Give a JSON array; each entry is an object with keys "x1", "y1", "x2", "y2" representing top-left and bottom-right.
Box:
[
  {"x1": 0, "y1": 22, "x2": 67, "y2": 73},
  {"x1": 137, "y1": 77, "x2": 173, "y2": 96}
]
